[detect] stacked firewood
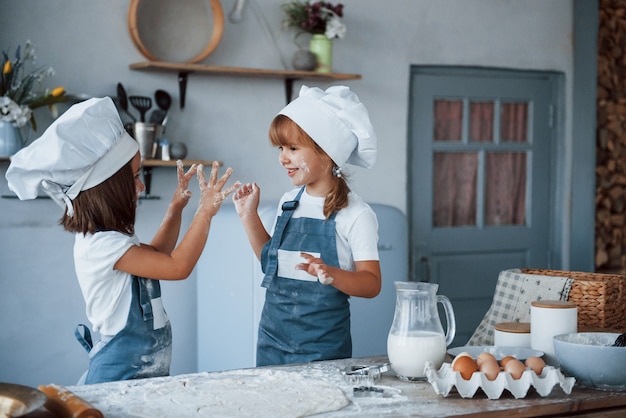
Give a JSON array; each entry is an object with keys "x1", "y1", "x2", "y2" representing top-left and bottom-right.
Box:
[{"x1": 596, "y1": 0, "x2": 626, "y2": 270}]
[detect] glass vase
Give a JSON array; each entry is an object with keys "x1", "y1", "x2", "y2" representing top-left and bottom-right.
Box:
[
  {"x1": 0, "y1": 120, "x2": 24, "y2": 157},
  {"x1": 309, "y1": 34, "x2": 333, "y2": 73}
]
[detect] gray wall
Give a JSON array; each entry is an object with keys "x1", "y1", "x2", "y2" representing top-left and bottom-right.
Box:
[{"x1": 0, "y1": 0, "x2": 580, "y2": 387}]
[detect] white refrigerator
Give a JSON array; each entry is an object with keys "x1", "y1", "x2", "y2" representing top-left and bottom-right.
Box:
[{"x1": 197, "y1": 203, "x2": 408, "y2": 371}]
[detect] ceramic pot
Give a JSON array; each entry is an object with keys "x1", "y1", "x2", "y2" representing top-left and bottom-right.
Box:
[
  {"x1": 309, "y1": 34, "x2": 333, "y2": 73},
  {"x1": 292, "y1": 49, "x2": 317, "y2": 71},
  {"x1": 0, "y1": 120, "x2": 24, "y2": 157},
  {"x1": 170, "y1": 142, "x2": 187, "y2": 160}
]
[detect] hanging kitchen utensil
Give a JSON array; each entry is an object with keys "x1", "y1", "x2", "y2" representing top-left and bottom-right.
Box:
[
  {"x1": 129, "y1": 95, "x2": 152, "y2": 122},
  {"x1": 155, "y1": 89, "x2": 172, "y2": 112},
  {"x1": 117, "y1": 83, "x2": 128, "y2": 112},
  {"x1": 149, "y1": 109, "x2": 165, "y2": 124},
  {"x1": 112, "y1": 97, "x2": 135, "y2": 125},
  {"x1": 150, "y1": 89, "x2": 171, "y2": 124},
  {"x1": 161, "y1": 114, "x2": 169, "y2": 134},
  {"x1": 116, "y1": 83, "x2": 136, "y2": 122}
]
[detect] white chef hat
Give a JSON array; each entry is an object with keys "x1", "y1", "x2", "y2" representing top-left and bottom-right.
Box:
[
  {"x1": 278, "y1": 85, "x2": 377, "y2": 169},
  {"x1": 5, "y1": 96, "x2": 139, "y2": 216}
]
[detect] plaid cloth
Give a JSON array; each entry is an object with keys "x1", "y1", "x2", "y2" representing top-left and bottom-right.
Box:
[{"x1": 467, "y1": 269, "x2": 574, "y2": 346}]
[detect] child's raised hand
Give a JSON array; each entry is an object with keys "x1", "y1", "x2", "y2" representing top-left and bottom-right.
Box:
[
  {"x1": 232, "y1": 182, "x2": 260, "y2": 217},
  {"x1": 172, "y1": 160, "x2": 197, "y2": 207},
  {"x1": 196, "y1": 161, "x2": 239, "y2": 217}
]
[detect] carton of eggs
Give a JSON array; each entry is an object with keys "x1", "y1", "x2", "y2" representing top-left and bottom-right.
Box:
[{"x1": 424, "y1": 352, "x2": 575, "y2": 399}]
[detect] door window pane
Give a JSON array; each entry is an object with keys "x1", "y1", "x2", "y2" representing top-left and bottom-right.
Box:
[
  {"x1": 500, "y1": 102, "x2": 528, "y2": 143},
  {"x1": 470, "y1": 101, "x2": 494, "y2": 142},
  {"x1": 485, "y1": 152, "x2": 527, "y2": 225},
  {"x1": 433, "y1": 152, "x2": 477, "y2": 227},
  {"x1": 434, "y1": 99, "x2": 463, "y2": 141}
]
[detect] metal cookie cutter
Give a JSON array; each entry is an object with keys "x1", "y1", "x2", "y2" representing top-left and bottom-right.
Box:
[
  {"x1": 341, "y1": 363, "x2": 390, "y2": 387},
  {"x1": 353, "y1": 386, "x2": 385, "y2": 398}
]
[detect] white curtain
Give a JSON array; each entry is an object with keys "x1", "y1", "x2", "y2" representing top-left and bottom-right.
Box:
[{"x1": 433, "y1": 100, "x2": 527, "y2": 227}]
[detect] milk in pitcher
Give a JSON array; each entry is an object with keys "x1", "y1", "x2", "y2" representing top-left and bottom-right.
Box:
[
  {"x1": 387, "y1": 331, "x2": 447, "y2": 379},
  {"x1": 387, "y1": 281, "x2": 455, "y2": 381}
]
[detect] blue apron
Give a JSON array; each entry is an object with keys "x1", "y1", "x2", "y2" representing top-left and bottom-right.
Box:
[
  {"x1": 75, "y1": 276, "x2": 172, "y2": 384},
  {"x1": 257, "y1": 187, "x2": 351, "y2": 366}
]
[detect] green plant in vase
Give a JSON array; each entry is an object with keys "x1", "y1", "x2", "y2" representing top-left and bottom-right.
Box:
[{"x1": 282, "y1": 1, "x2": 346, "y2": 73}]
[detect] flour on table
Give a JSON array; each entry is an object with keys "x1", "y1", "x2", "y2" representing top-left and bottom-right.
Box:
[{"x1": 69, "y1": 369, "x2": 350, "y2": 418}]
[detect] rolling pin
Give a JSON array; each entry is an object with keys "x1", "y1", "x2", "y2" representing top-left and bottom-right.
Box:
[{"x1": 37, "y1": 384, "x2": 103, "y2": 418}]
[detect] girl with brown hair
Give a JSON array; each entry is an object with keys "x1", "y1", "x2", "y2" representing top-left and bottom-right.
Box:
[
  {"x1": 233, "y1": 85, "x2": 381, "y2": 366},
  {"x1": 6, "y1": 97, "x2": 238, "y2": 383}
]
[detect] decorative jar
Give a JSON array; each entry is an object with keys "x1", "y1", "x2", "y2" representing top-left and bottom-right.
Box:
[
  {"x1": 309, "y1": 34, "x2": 333, "y2": 73},
  {"x1": 292, "y1": 49, "x2": 317, "y2": 71},
  {"x1": 0, "y1": 121, "x2": 23, "y2": 157}
]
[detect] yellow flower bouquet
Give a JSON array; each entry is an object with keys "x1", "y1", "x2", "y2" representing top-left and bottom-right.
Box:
[{"x1": 1, "y1": 40, "x2": 66, "y2": 130}]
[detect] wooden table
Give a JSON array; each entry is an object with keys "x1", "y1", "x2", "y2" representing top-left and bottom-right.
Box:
[{"x1": 24, "y1": 355, "x2": 626, "y2": 417}]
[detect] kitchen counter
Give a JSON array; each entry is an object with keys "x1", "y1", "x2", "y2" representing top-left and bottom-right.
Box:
[{"x1": 25, "y1": 355, "x2": 626, "y2": 417}]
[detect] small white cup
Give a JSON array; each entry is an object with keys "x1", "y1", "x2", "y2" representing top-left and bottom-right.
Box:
[
  {"x1": 530, "y1": 300, "x2": 577, "y2": 365},
  {"x1": 494, "y1": 322, "x2": 531, "y2": 347}
]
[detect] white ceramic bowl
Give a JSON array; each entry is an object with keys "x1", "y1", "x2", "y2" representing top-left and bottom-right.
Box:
[{"x1": 553, "y1": 332, "x2": 626, "y2": 390}]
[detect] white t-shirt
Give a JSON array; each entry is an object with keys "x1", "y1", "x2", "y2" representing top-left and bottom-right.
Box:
[
  {"x1": 273, "y1": 188, "x2": 379, "y2": 272},
  {"x1": 74, "y1": 231, "x2": 139, "y2": 336}
]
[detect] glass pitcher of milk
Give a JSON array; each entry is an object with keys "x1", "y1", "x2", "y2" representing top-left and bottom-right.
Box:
[{"x1": 387, "y1": 281, "x2": 456, "y2": 380}]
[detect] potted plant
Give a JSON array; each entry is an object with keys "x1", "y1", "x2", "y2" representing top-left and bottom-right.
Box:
[{"x1": 281, "y1": 1, "x2": 346, "y2": 73}]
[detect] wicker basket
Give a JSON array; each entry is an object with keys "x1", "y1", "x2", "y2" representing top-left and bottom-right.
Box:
[{"x1": 521, "y1": 268, "x2": 626, "y2": 330}]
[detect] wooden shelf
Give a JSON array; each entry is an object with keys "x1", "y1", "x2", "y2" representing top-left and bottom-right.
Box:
[
  {"x1": 142, "y1": 158, "x2": 221, "y2": 167},
  {"x1": 1, "y1": 157, "x2": 220, "y2": 166},
  {"x1": 141, "y1": 158, "x2": 223, "y2": 197},
  {"x1": 3, "y1": 156, "x2": 224, "y2": 197},
  {"x1": 129, "y1": 61, "x2": 362, "y2": 81},
  {"x1": 129, "y1": 61, "x2": 362, "y2": 105}
]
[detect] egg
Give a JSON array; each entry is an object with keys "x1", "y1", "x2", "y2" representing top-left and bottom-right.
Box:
[
  {"x1": 479, "y1": 359, "x2": 501, "y2": 381},
  {"x1": 452, "y1": 355, "x2": 478, "y2": 380},
  {"x1": 476, "y1": 352, "x2": 497, "y2": 368},
  {"x1": 503, "y1": 358, "x2": 526, "y2": 379},
  {"x1": 525, "y1": 356, "x2": 546, "y2": 375},
  {"x1": 499, "y1": 355, "x2": 516, "y2": 368},
  {"x1": 450, "y1": 352, "x2": 473, "y2": 369}
]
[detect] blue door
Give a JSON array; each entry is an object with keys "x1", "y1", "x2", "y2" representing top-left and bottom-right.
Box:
[{"x1": 408, "y1": 67, "x2": 561, "y2": 345}]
